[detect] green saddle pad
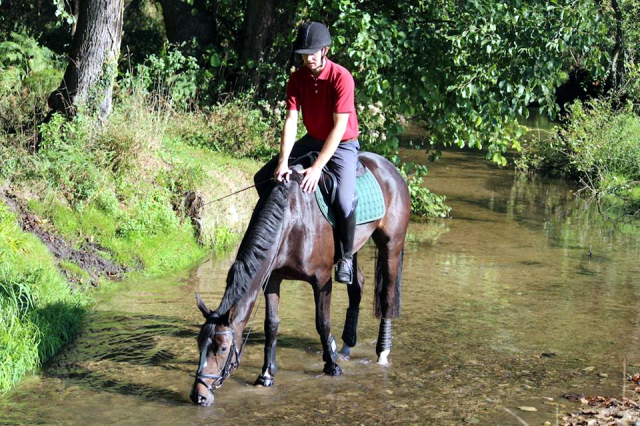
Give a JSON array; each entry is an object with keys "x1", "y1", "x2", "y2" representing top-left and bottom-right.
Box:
[{"x1": 315, "y1": 169, "x2": 385, "y2": 226}]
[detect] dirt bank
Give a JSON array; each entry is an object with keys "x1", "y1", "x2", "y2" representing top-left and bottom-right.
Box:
[{"x1": 2, "y1": 190, "x2": 129, "y2": 288}]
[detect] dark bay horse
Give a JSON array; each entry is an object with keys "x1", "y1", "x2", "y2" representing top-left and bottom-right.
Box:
[{"x1": 190, "y1": 152, "x2": 410, "y2": 406}]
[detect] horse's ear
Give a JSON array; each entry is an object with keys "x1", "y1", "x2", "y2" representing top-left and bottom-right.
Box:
[
  {"x1": 195, "y1": 293, "x2": 211, "y2": 318},
  {"x1": 209, "y1": 305, "x2": 236, "y2": 325}
]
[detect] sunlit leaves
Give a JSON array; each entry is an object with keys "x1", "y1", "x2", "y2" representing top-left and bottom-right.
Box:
[{"x1": 298, "y1": 0, "x2": 608, "y2": 164}]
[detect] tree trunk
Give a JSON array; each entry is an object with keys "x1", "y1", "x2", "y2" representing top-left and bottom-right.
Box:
[
  {"x1": 239, "y1": 0, "x2": 298, "y2": 93},
  {"x1": 47, "y1": 0, "x2": 124, "y2": 120},
  {"x1": 158, "y1": 0, "x2": 217, "y2": 45},
  {"x1": 606, "y1": 0, "x2": 625, "y2": 95}
]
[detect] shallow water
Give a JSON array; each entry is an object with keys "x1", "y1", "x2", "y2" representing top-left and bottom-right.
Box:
[{"x1": 2, "y1": 149, "x2": 640, "y2": 425}]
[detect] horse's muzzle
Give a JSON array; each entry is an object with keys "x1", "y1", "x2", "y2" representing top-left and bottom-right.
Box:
[{"x1": 190, "y1": 382, "x2": 214, "y2": 406}]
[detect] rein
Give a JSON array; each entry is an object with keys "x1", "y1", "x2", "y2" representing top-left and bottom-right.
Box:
[{"x1": 201, "y1": 178, "x2": 273, "y2": 207}]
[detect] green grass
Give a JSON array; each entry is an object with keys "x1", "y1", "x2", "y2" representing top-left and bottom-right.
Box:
[{"x1": 0, "y1": 203, "x2": 89, "y2": 394}]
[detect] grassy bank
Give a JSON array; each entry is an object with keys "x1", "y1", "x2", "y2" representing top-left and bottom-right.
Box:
[{"x1": 0, "y1": 203, "x2": 88, "y2": 393}]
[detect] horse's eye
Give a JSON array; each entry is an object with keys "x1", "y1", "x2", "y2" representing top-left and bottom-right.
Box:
[{"x1": 219, "y1": 346, "x2": 228, "y2": 354}]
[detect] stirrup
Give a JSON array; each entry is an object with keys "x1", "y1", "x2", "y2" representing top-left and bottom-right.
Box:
[{"x1": 335, "y1": 259, "x2": 353, "y2": 284}]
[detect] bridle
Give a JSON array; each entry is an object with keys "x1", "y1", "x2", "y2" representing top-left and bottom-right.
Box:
[{"x1": 191, "y1": 328, "x2": 240, "y2": 396}]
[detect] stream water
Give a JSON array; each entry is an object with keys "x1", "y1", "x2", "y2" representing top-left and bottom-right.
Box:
[{"x1": 1, "y1": 146, "x2": 640, "y2": 425}]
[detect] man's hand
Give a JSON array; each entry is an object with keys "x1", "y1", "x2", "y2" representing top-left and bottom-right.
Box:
[
  {"x1": 274, "y1": 161, "x2": 292, "y2": 183},
  {"x1": 300, "y1": 165, "x2": 322, "y2": 193}
]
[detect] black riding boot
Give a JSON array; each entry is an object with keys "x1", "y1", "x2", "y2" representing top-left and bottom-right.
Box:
[{"x1": 335, "y1": 208, "x2": 356, "y2": 284}]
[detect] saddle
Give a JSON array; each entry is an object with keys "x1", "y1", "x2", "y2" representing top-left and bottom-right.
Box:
[{"x1": 290, "y1": 152, "x2": 385, "y2": 227}]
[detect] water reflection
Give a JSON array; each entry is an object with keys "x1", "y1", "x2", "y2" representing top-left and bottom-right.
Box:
[{"x1": 1, "y1": 149, "x2": 640, "y2": 425}]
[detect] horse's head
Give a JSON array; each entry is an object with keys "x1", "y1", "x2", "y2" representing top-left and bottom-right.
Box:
[{"x1": 190, "y1": 294, "x2": 239, "y2": 406}]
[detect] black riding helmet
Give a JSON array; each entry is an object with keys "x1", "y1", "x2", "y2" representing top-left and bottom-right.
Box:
[{"x1": 293, "y1": 22, "x2": 331, "y2": 54}]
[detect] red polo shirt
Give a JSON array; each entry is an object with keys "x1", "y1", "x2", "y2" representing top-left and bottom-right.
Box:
[{"x1": 286, "y1": 58, "x2": 359, "y2": 142}]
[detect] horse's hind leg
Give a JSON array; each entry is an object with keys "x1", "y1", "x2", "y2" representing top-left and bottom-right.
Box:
[
  {"x1": 372, "y1": 236, "x2": 405, "y2": 365},
  {"x1": 340, "y1": 253, "x2": 364, "y2": 358},
  {"x1": 254, "y1": 276, "x2": 282, "y2": 387},
  {"x1": 313, "y1": 279, "x2": 342, "y2": 376}
]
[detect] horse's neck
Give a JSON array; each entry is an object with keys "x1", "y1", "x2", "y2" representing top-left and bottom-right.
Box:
[
  {"x1": 217, "y1": 232, "x2": 282, "y2": 322},
  {"x1": 217, "y1": 182, "x2": 289, "y2": 327}
]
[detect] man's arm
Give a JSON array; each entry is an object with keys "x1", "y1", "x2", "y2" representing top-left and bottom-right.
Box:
[
  {"x1": 300, "y1": 112, "x2": 349, "y2": 193},
  {"x1": 274, "y1": 109, "x2": 299, "y2": 182}
]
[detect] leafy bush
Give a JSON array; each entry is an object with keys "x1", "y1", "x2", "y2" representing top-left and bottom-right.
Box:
[
  {"x1": 37, "y1": 114, "x2": 108, "y2": 208},
  {"x1": 399, "y1": 163, "x2": 451, "y2": 219},
  {"x1": 119, "y1": 43, "x2": 200, "y2": 111},
  {"x1": 166, "y1": 95, "x2": 280, "y2": 159},
  {"x1": 0, "y1": 32, "x2": 63, "y2": 137},
  {"x1": 518, "y1": 99, "x2": 640, "y2": 216}
]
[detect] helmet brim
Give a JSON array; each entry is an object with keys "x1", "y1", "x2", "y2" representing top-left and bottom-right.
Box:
[{"x1": 293, "y1": 46, "x2": 326, "y2": 54}]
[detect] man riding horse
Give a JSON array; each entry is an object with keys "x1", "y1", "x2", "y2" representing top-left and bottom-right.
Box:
[{"x1": 254, "y1": 21, "x2": 359, "y2": 284}]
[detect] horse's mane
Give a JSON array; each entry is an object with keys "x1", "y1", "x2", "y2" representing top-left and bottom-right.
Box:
[{"x1": 213, "y1": 177, "x2": 296, "y2": 318}]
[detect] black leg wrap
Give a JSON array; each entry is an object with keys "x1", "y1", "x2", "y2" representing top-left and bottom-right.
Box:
[
  {"x1": 324, "y1": 335, "x2": 338, "y2": 364},
  {"x1": 263, "y1": 343, "x2": 278, "y2": 375},
  {"x1": 341, "y1": 307, "x2": 359, "y2": 347},
  {"x1": 376, "y1": 318, "x2": 392, "y2": 356}
]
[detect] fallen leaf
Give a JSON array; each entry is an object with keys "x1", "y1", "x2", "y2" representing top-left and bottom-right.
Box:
[{"x1": 518, "y1": 406, "x2": 538, "y2": 412}]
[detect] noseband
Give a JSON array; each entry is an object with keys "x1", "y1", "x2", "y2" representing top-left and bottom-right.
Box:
[{"x1": 191, "y1": 328, "x2": 239, "y2": 396}]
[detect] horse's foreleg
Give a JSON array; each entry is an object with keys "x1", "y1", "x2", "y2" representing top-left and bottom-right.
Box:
[
  {"x1": 255, "y1": 277, "x2": 281, "y2": 387},
  {"x1": 340, "y1": 253, "x2": 363, "y2": 358},
  {"x1": 314, "y1": 279, "x2": 342, "y2": 376}
]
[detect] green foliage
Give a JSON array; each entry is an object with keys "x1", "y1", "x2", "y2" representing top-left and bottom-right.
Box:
[
  {"x1": 602, "y1": 0, "x2": 640, "y2": 104},
  {"x1": 120, "y1": 43, "x2": 200, "y2": 111},
  {"x1": 308, "y1": 0, "x2": 608, "y2": 164},
  {"x1": 518, "y1": 99, "x2": 640, "y2": 216},
  {"x1": 165, "y1": 95, "x2": 280, "y2": 158},
  {"x1": 399, "y1": 163, "x2": 451, "y2": 219},
  {"x1": 37, "y1": 114, "x2": 106, "y2": 208},
  {"x1": 115, "y1": 189, "x2": 181, "y2": 238},
  {"x1": 0, "y1": 203, "x2": 88, "y2": 394},
  {"x1": 0, "y1": 32, "x2": 63, "y2": 136}
]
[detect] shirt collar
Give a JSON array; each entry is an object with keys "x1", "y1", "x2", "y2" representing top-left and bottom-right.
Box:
[{"x1": 305, "y1": 58, "x2": 333, "y2": 81}]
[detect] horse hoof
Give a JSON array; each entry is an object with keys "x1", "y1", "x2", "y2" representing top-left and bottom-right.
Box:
[
  {"x1": 254, "y1": 375, "x2": 275, "y2": 387},
  {"x1": 323, "y1": 364, "x2": 343, "y2": 376},
  {"x1": 377, "y1": 349, "x2": 390, "y2": 365},
  {"x1": 339, "y1": 344, "x2": 352, "y2": 359}
]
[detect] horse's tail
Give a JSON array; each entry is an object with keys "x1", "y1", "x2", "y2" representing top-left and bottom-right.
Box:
[{"x1": 374, "y1": 248, "x2": 403, "y2": 319}]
